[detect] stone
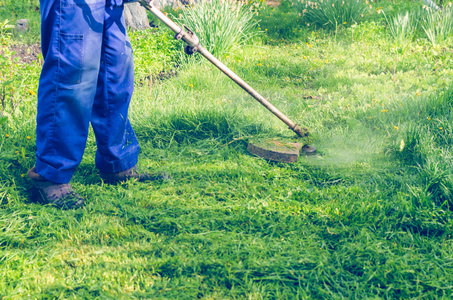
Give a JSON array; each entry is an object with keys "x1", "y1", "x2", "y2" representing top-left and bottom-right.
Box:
[
  {"x1": 16, "y1": 19, "x2": 29, "y2": 32},
  {"x1": 124, "y1": 2, "x2": 150, "y2": 30}
]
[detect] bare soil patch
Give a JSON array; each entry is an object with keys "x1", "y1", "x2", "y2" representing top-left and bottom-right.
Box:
[{"x1": 9, "y1": 43, "x2": 42, "y2": 65}]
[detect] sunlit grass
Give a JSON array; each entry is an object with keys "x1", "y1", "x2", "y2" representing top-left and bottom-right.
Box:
[
  {"x1": 297, "y1": 0, "x2": 368, "y2": 30},
  {"x1": 421, "y1": 4, "x2": 453, "y2": 45}
]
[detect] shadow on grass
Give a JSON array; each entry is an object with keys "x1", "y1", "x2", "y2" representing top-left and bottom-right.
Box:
[{"x1": 134, "y1": 108, "x2": 270, "y2": 147}]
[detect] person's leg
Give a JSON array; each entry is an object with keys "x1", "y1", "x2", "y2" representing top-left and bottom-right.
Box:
[
  {"x1": 91, "y1": 0, "x2": 140, "y2": 174},
  {"x1": 35, "y1": 0, "x2": 106, "y2": 184}
]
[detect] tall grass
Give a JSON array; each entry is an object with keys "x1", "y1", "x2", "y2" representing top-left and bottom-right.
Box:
[
  {"x1": 175, "y1": 0, "x2": 258, "y2": 60},
  {"x1": 421, "y1": 5, "x2": 453, "y2": 45},
  {"x1": 299, "y1": 0, "x2": 367, "y2": 30},
  {"x1": 385, "y1": 11, "x2": 418, "y2": 44}
]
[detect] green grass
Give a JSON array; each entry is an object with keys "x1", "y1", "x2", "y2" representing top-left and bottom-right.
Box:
[
  {"x1": 253, "y1": 3, "x2": 309, "y2": 44},
  {"x1": 0, "y1": 2, "x2": 40, "y2": 44},
  {"x1": 298, "y1": 0, "x2": 368, "y2": 31},
  {"x1": 421, "y1": 5, "x2": 453, "y2": 46},
  {"x1": 3, "y1": 0, "x2": 453, "y2": 298},
  {"x1": 128, "y1": 27, "x2": 179, "y2": 82}
]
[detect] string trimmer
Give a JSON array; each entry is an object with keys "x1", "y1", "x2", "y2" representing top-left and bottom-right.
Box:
[{"x1": 136, "y1": 0, "x2": 316, "y2": 162}]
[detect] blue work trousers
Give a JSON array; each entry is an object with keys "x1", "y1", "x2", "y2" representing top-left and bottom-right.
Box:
[{"x1": 36, "y1": 0, "x2": 140, "y2": 184}]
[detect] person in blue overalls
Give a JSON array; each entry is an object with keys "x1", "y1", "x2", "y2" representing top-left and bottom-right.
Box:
[{"x1": 27, "y1": 0, "x2": 166, "y2": 209}]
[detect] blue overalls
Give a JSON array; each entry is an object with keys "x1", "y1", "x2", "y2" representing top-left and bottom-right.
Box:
[{"x1": 36, "y1": 0, "x2": 140, "y2": 184}]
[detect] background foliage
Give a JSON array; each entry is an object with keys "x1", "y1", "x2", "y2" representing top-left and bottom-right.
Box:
[
  {"x1": 0, "y1": 0, "x2": 39, "y2": 17},
  {"x1": 298, "y1": 0, "x2": 368, "y2": 30},
  {"x1": 173, "y1": 0, "x2": 258, "y2": 62}
]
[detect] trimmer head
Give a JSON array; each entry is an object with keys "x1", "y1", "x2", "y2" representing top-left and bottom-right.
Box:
[{"x1": 247, "y1": 139, "x2": 317, "y2": 163}]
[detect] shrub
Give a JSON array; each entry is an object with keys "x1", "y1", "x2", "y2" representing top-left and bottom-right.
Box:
[{"x1": 175, "y1": 0, "x2": 258, "y2": 59}]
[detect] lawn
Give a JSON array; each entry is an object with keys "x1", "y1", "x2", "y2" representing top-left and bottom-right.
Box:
[{"x1": 1, "y1": 0, "x2": 453, "y2": 298}]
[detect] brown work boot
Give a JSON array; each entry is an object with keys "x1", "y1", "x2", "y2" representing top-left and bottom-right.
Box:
[
  {"x1": 100, "y1": 166, "x2": 170, "y2": 184},
  {"x1": 27, "y1": 167, "x2": 84, "y2": 210}
]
